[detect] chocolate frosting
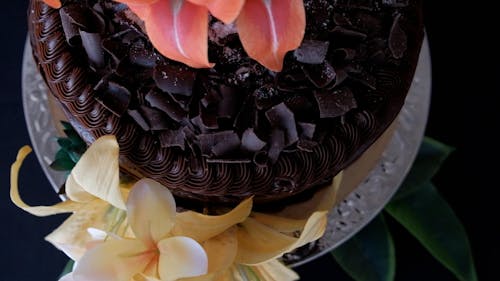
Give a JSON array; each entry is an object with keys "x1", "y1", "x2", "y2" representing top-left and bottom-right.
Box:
[{"x1": 28, "y1": 0, "x2": 424, "y2": 204}]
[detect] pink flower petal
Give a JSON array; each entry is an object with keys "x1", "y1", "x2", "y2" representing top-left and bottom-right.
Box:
[
  {"x1": 72, "y1": 239, "x2": 154, "y2": 281},
  {"x1": 128, "y1": 0, "x2": 214, "y2": 68},
  {"x1": 237, "y1": 0, "x2": 306, "y2": 71},
  {"x1": 158, "y1": 236, "x2": 208, "y2": 281},
  {"x1": 127, "y1": 179, "x2": 177, "y2": 244},
  {"x1": 187, "y1": 0, "x2": 245, "y2": 24},
  {"x1": 43, "y1": 0, "x2": 61, "y2": 8}
]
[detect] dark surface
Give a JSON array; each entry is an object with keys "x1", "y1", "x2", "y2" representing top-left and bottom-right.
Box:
[{"x1": 0, "y1": 1, "x2": 496, "y2": 281}]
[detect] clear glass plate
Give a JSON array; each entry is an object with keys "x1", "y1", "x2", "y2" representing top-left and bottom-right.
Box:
[{"x1": 22, "y1": 37, "x2": 431, "y2": 267}]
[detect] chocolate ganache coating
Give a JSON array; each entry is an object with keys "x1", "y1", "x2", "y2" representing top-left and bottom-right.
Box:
[{"x1": 28, "y1": 0, "x2": 424, "y2": 204}]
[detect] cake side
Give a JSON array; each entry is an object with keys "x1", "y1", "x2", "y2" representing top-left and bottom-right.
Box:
[{"x1": 28, "y1": 0, "x2": 424, "y2": 204}]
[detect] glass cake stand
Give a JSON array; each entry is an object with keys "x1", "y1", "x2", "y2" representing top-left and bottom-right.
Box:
[{"x1": 22, "y1": 37, "x2": 431, "y2": 267}]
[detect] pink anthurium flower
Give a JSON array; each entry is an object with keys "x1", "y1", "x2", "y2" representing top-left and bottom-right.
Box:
[
  {"x1": 42, "y1": 0, "x2": 61, "y2": 8},
  {"x1": 116, "y1": 0, "x2": 305, "y2": 71}
]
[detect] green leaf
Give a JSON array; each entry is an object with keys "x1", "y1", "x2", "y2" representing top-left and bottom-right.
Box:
[
  {"x1": 392, "y1": 137, "x2": 454, "y2": 201},
  {"x1": 57, "y1": 138, "x2": 73, "y2": 151},
  {"x1": 385, "y1": 182, "x2": 477, "y2": 281},
  {"x1": 50, "y1": 157, "x2": 75, "y2": 171},
  {"x1": 58, "y1": 259, "x2": 74, "y2": 279},
  {"x1": 60, "y1": 121, "x2": 73, "y2": 131},
  {"x1": 332, "y1": 215, "x2": 395, "y2": 281}
]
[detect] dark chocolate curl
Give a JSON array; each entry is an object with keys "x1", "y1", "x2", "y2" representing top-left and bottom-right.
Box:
[
  {"x1": 95, "y1": 81, "x2": 131, "y2": 117},
  {"x1": 199, "y1": 131, "x2": 240, "y2": 157},
  {"x1": 294, "y1": 40, "x2": 330, "y2": 64},
  {"x1": 265, "y1": 103, "x2": 299, "y2": 146},
  {"x1": 139, "y1": 106, "x2": 172, "y2": 130},
  {"x1": 302, "y1": 62, "x2": 337, "y2": 88},
  {"x1": 127, "y1": 109, "x2": 149, "y2": 131},
  {"x1": 389, "y1": 14, "x2": 408, "y2": 59},
  {"x1": 79, "y1": 30, "x2": 104, "y2": 68},
  {"x1": 268, "y1": 129, "x2": 285, "y2": 163},
  {"x1": 241, "y1": 128, "x2": 266, "y2": 152},
  {"x1": 145, "y1": 90, "x2": 188, "y2": 123},
  {"x1": 314, "y1": 88, "x2": 358, "y2": 118},
  {"x1": 298, "y1": 122, "x2": 316, "y2": 139},
  {"x1": 159, "y1": 129, "x2": 186, "y2": 150},
  {"x1": 59, "y1": 6, "x2": 83, "y2": 46},
  {"x1": 154, "y1": 64, "x2": 196, "y2": 95}
]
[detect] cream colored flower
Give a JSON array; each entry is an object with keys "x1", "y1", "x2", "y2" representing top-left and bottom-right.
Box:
[{"x1": 11, "y1": 135, "x2": 342, "y2": 281}]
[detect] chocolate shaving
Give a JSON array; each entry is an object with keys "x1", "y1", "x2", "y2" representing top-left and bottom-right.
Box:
[
  {"x1": 265, "y1": 102, "x2": 299, "y2": 146},
  {"x1": 199, "y1": 131, "x2": 240, "y2": 157},
  {"x1": 241, "y1": 128, "x2": 266, "y2": 153},
  {"x1": 330, "y1": 26, "x2": 367, "y2": 41},
  {"x1": 95, "y1": 81, "x2": 131, "y2": 117},
  {"x1": 145, "y1": 90, "x2": 188, "y2": 123},
  {"x1": 59, "y1": 5, "x2": 84, "y2": 46},
  {"x1": 294, "y1": 40, "x2": 330, "y2": 64},
  {"x1": 139, "y1": 106, "x2": 172, "y2": 130},
  {"x1": 314, "y1": 88, "x2": 357, "y2": 119},
  {"x1": 154, "y1": 64, "x2": 196, "y2": 95},
  {"x1": 159, "y1": 129, "x2": 186, "y2": 150},
  {"x1": 217, "y1": 85, "x2": 239, "y2": 119},
  {"x1": 80, "y1": 31, "x2": 104, "y2": 68},
  {"x1": 297, "y1": 139, "x2": 317, "y2": 152},
  {"x1": 130, "y1": 39, "x2": 157, "y2": 68},
  {"x1": 302, "y1": 62, "x2": 337, "y2": 88},
  {"x1": 298, "y1": 122, "x2": 316, "y2": 139},
  {"x1": 127, "y1": 109, "x2": 149, "y2": 131},
  {"x1": 268, "y1": 129, "x2": 285, "y2": 163},
  {"x1": 389, "y1": 14, "x2": 408, "y2": 59}
]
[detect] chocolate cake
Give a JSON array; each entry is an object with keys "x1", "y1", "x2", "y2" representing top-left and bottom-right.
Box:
[{"x1": 28, "y1": 0, "x2": 424, "y2": 204}]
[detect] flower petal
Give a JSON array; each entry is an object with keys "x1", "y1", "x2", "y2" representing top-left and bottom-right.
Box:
[
  {"x1": 115, "y1": 0, "x2": 158, "y2": 5},
  {"x1": 72, "y1": 239, "x2": 153, "y2": 281},
  {"x1": 10, "y1": 146, "x2": 81, "y2": 216},
  {"x1": 45, "y1": 199, "x2": 110, "y2": 261},
  {"x1": 187, "y1": 0, "x2": 245, "y2": 24},
  {"x1": 43, "y1": 0, "x2": 61, "y2": 9},
  {"x1": 127, "y1": 179, "x2": 177, "y2": 244},
  {"x1": 204, "y1": 227, "x2": 238, "y2": 273},
  {"x1": 235, "y1": 217, "x2": 297, "y2": 265},
  {"x1": 158, "y1": 236, "x2": 208, "y2": 281},
  {"x1": 172, "y1": 197, "x2": 252, "y2": 242},
  {"x1": 236, "y1": 211, "x2": 328, "y2": 265},
  {"x1": 250, "y1": 213, "x2": 306, "y2": 233},
  {"x1": 251, "y1": 260, "x2": 299, "y2": 281},
  {"x1": 66, "y1": 135, "x2": 125, "y2": 210},
  {"x1": 237, "y1": 0, "x2": 306, "y2": 71},
  {"x1": 128, "y1": 0, "x2": 214, "y2": 68}
]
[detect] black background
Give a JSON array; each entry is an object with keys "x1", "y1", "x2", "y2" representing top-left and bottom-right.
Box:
[{"x1": 1, "y1": 1, "x2": 497, "y2": 280}]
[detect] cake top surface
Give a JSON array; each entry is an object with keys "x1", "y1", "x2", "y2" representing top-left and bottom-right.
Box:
[{"x1": 30, "y1": 0, "x2": 424, "y2": 204}]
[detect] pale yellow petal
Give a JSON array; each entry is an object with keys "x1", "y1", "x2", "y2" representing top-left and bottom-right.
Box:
[
  {"x1": 251, "y1": 260, "x2": 299, "y2": 281},
  {"x1": 235, "y1": 218, "x2": 297, "y2": 265},
  {"x1": 315, "y1": 171, "x2": 343, "y2": 211},
  {"x1": 67, "y1": 135, "x2": 125, "y2": 210},
  {"x1": 158, "y1": 236, "x2": 208, "y2": 281},
  {"x1": 45, "y1": 199, "x2": 110, "y2": 261},
  {"x1": 176, "y1": 228, "x2": 237, "y2": 281},
  {"x1": 10, "y1": 146, "x2": 81, "y2": 216},
  {"x1": 290, "y1": 211, "x2": 328, "y2": 249},
  {"x1": 236, "y1": 211, "x2": 328, "y2": 265},
  {"x1": 127, "y1": 179, "x2": 176, "y2": 244},
  {"x1": 72, "y1": 239, "x2": 153, "y2": 281},
  {"x1": 250, "y1": 213, "x2": 306, "y2": 233},
  {"x1": 204, "y1": 227, "x2": 238, "y2": 273},
  {"x1": 275, "y1": 172, "x2": 342, "y2": 219},
  {"x1": 172, "y1": 197, "x2": 252, "y2": 242}
]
